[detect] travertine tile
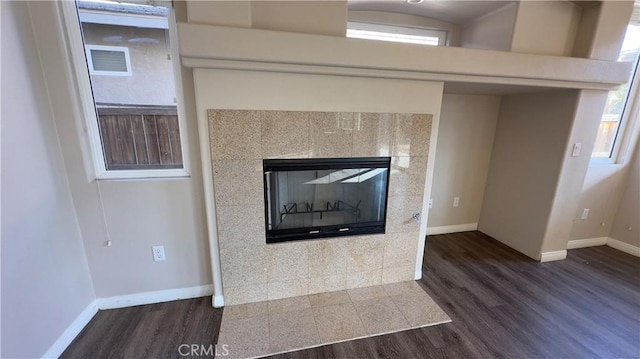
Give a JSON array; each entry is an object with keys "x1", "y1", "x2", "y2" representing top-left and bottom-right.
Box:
[
  {"x1": 212, "y1": 160, "x2": 263, "y2": 206},
  {"x1": 347, "y1": 285, "x2": 387, "y2": 302},
  {"x1": 352, "y1": 113, "x2": 393, "y2": 157},
  {"x1": 382, "y1": 280, "x2": 424, "y2": 297},
  {"x1": 383, "y1": 232, "x2": 419, "y2": 268},
  {"x1": 268, "y1": 308, "x2": 320, "y2": 353},
  {"x1": 267, "y1": 279, "x2": 309, "y2": 300},
  {"x1": 216, "y1": 205, "x2": 265, "y2": 249},
  {"x1": 261, "y1": 111, "x2": 311, "y2": 159},
  {"x1": 392, "y1": 113, "x2": 432, "y2": 157},
  {"x1": 312, "y1": 302, "x2": 366, "y2": 342},
  {"x1": 224, "y1": 284, "x2": 268, "y2": 305},
  {"x1": 381, "y1": 265, "x2": 416, "y2": 284},
  {"x1": 308, "y1": 290, "x2": 351, "y2": 308},
  {"x1": 308, "y1": 239, "x2": 348, "y2": 277},
  {"x1": 346, "y1": 269, "x2": 382, "y2": 289},
  {"x1": 386, "y1": 195, "x2": 424, "y2": 234},
  {"x1": 389, "y1": 156, "x2": 428, "y2": 197},
  {"x1": 310, "y1": 112, "x2": 353, "y2": 158},
  {"x1": 217, "y1": 315, "x2": 269, "y2": 359},
  {"x1": 267, "y1": 242, "x2": 309, "y2": 281},
  {"x1": 389, "y1": 291, "x2": 451, "y2": 327},
  {"x1": 223, "y1": 301, "x2": 268, "y2": 321},
  {"x1": 352, "y1": 296, "x2": 410, "y2": 335},
  {"x1": 268, "y1": 295, "x2": 311, "y2": 315},
  {"x1": 308, "y1": 274, "x2": 347, "y2": 295},
  {"x1": 208, "y1": 110, "x2": 262, "y2": 160},
  {"x1": 346, "y1": 235, "x2": 384, "y2": 272},
  {"x1": 220, "y1": 246, "x2": 266, "y2": 287}
]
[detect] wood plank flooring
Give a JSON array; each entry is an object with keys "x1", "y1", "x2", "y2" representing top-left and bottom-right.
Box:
[{"x1": 61, "y1": 231, "x2": 640, "y2": 358}]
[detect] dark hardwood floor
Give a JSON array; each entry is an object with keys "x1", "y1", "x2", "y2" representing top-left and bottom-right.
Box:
[{"x1": 62, "y1": 232, "x2": 640, "y2": 358}]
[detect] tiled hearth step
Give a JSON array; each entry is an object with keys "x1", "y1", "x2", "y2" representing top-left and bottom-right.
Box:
[{"x1": 217, "y1": 280, "x2": 451, "y2": 359}]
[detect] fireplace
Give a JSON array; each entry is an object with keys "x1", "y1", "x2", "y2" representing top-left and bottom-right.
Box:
[{"x1": 264, "y1": 157, "x2": 391, "y2": 243}]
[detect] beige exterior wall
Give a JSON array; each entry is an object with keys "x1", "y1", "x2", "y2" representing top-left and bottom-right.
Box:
[
  {"x1": 1, "y1": 2, "x2": 95, "y2": 357},
  {"x1": 82, "y1": 23, "x2": 176, "y2": 106}
]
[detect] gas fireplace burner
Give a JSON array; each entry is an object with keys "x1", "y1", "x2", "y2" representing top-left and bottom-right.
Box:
[{"x1": 263, "y1": 157, "x2": 391, "y2": 243}]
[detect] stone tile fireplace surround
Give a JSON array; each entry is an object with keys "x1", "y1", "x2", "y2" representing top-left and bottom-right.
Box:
[{"x1": 208, "y1": 110, "x2": 432, "y2": 305}]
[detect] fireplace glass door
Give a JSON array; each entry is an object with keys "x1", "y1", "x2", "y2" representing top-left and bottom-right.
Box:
[{"x1": 264, "y1": 157, "x2": 390, "y2": 243}]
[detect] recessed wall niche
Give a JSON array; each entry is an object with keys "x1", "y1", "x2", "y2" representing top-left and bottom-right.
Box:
[{"x1": 208, "y1": 109, "x2": 432, "y2": 305}]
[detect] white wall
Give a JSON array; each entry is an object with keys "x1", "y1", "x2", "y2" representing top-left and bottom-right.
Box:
[
  {"x1": 428, "y1": 94, "x2": 500, "y2": 228},
  {"x1": 570, "y1": 164, "x2": 628, "y2": 240},
  {"x1": 1, "y1": 2, "x2": 95, "y2": 357},
  {"x1": 479, "y1": 90, "x2": 579, "y2": 259},
  {"x1": 510, "y1": 1, "x2": 581, "y2": 56},
  {"x1": 584, "y1": 1, "x2": 635, "y2": 61},
  {"x1": 540, "y1": 90, "x2": 609, "y2": 254},
  {"x1": 28, "y1": 1, "x2": 212, "y2": 298},
  {"x1": 251, "y1": 1, "x2": 347, "y2": 36},
  {"x1": 609, "y1": 142, "x2": 640, "y2": 247},
  {"x1": 460, "y1": 3, "x2": 517, "y2": 52}
]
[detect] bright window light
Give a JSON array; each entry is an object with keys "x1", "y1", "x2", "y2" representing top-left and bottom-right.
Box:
[
  {"x1": 346, "y1": 21, "x2": 447, "y2": 46},
  {"x1": 346, "y1": 28, "x2": 440, "y2": 46}
]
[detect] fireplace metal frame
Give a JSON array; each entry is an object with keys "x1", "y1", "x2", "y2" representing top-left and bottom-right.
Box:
[{"x1": 263, "y1": 157, "x2": 391, "y2": 244}]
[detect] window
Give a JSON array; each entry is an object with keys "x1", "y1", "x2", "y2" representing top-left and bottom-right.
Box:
[
  {"x1": 65, "y1": 0, "x2": 187, "y2": 178},
  {"x1": 347, "y1": 22, "x2": 447, "y2": 46},
  {"x1": 592, "y1": 22, "x2": 640, "y2": 159},
  {"x1": 85, "y1": 45, "x2": 131, "y2": 76}
]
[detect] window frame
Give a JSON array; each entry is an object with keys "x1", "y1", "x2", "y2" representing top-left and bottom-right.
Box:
[
  {"x1": 346, "y1": 21, "x2": 448, "y2": 46},
  {"x1": 60, "y1": 0, "x2": 190, "y2": 180},
  {"x1": 85, "y1": 44, "x2": 132, "y2": 76},
  {"x1": 591, "y1": 55, "x2": 640, "y2": 165}
]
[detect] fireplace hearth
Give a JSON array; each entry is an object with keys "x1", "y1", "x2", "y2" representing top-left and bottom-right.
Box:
[{"x1": 264, "y1": 157, "x2": 391, "y2": 243}]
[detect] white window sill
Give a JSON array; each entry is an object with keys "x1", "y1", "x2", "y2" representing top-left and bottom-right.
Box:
[{"x1": 95, "y1": 168, "x2": 191, "y2": 181}]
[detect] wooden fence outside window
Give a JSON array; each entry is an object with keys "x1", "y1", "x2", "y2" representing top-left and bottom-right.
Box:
[{"x1": 96, "y1": 104, "x2": 182, "y2": 170}]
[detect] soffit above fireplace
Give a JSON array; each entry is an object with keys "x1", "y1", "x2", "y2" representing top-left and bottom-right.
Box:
[{"x1": 177, "y1": 22, "x2": 631, "y2": 91}]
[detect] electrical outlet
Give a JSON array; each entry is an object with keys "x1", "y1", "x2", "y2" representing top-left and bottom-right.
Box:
[
  {"x1": 428, "y1": 198, "x2": 433, "y2": 209},
  {"x1": 572, "y1": 143, "x2": 582, "y2": 157},
  {"x1": 581, "y1": 208, "x2": 590, "y2": 220},
  {"x1": 453, "y1": 197, "x2": 460, "y2": 207},
  {"x1": 152, "y1": 246, "x2": 166, "y2": 261}
]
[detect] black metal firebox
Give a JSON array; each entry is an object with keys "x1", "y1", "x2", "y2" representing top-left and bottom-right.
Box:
[{"x1": 263, "y1": 157, "x2": 391, "y2": 243}]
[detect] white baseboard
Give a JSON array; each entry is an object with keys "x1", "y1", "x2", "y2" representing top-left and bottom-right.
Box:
[
  {"x1": 97, "y1": 284, "x2": 214, "y2": 310},
  {"x1": 607, "y1": 237, "x2": 640, "y2": 257},
  {"x1": 42, "y1": 300, "x2": 98, "y2": 359},
  {"x1": 426, "y1": 223, "x2": 478, "y2": 236},
  {"x1": 539, "y1": 250, "x2": 567, "y2": 262},
  {"x1": 414, "y1": 269, "x2": 422, "y2": 280},
  {"x1": 213, "y1": 294, "x2": 225, "y2": 308},
  {"x1": 567, "y1": 237, "x2": 608, "y2": 249}
]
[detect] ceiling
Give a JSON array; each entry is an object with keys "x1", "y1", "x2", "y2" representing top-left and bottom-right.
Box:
[{"x1": 348, "y1": 0, "x2": 514, "y2": 25}]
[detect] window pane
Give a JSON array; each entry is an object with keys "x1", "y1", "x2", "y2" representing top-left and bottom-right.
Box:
[
  {"x1": 346, "y1": 28, "x2": 441, "y2": 46},
  {"x1": 593, "y1": 24, "x2": 640, "y2": 158},
  {"x1": 346, "y1": 22, "x2": 447, "y2": 46},
  {"x1": 76, "y1": 0, "x2": 183, "y2": 170}
]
